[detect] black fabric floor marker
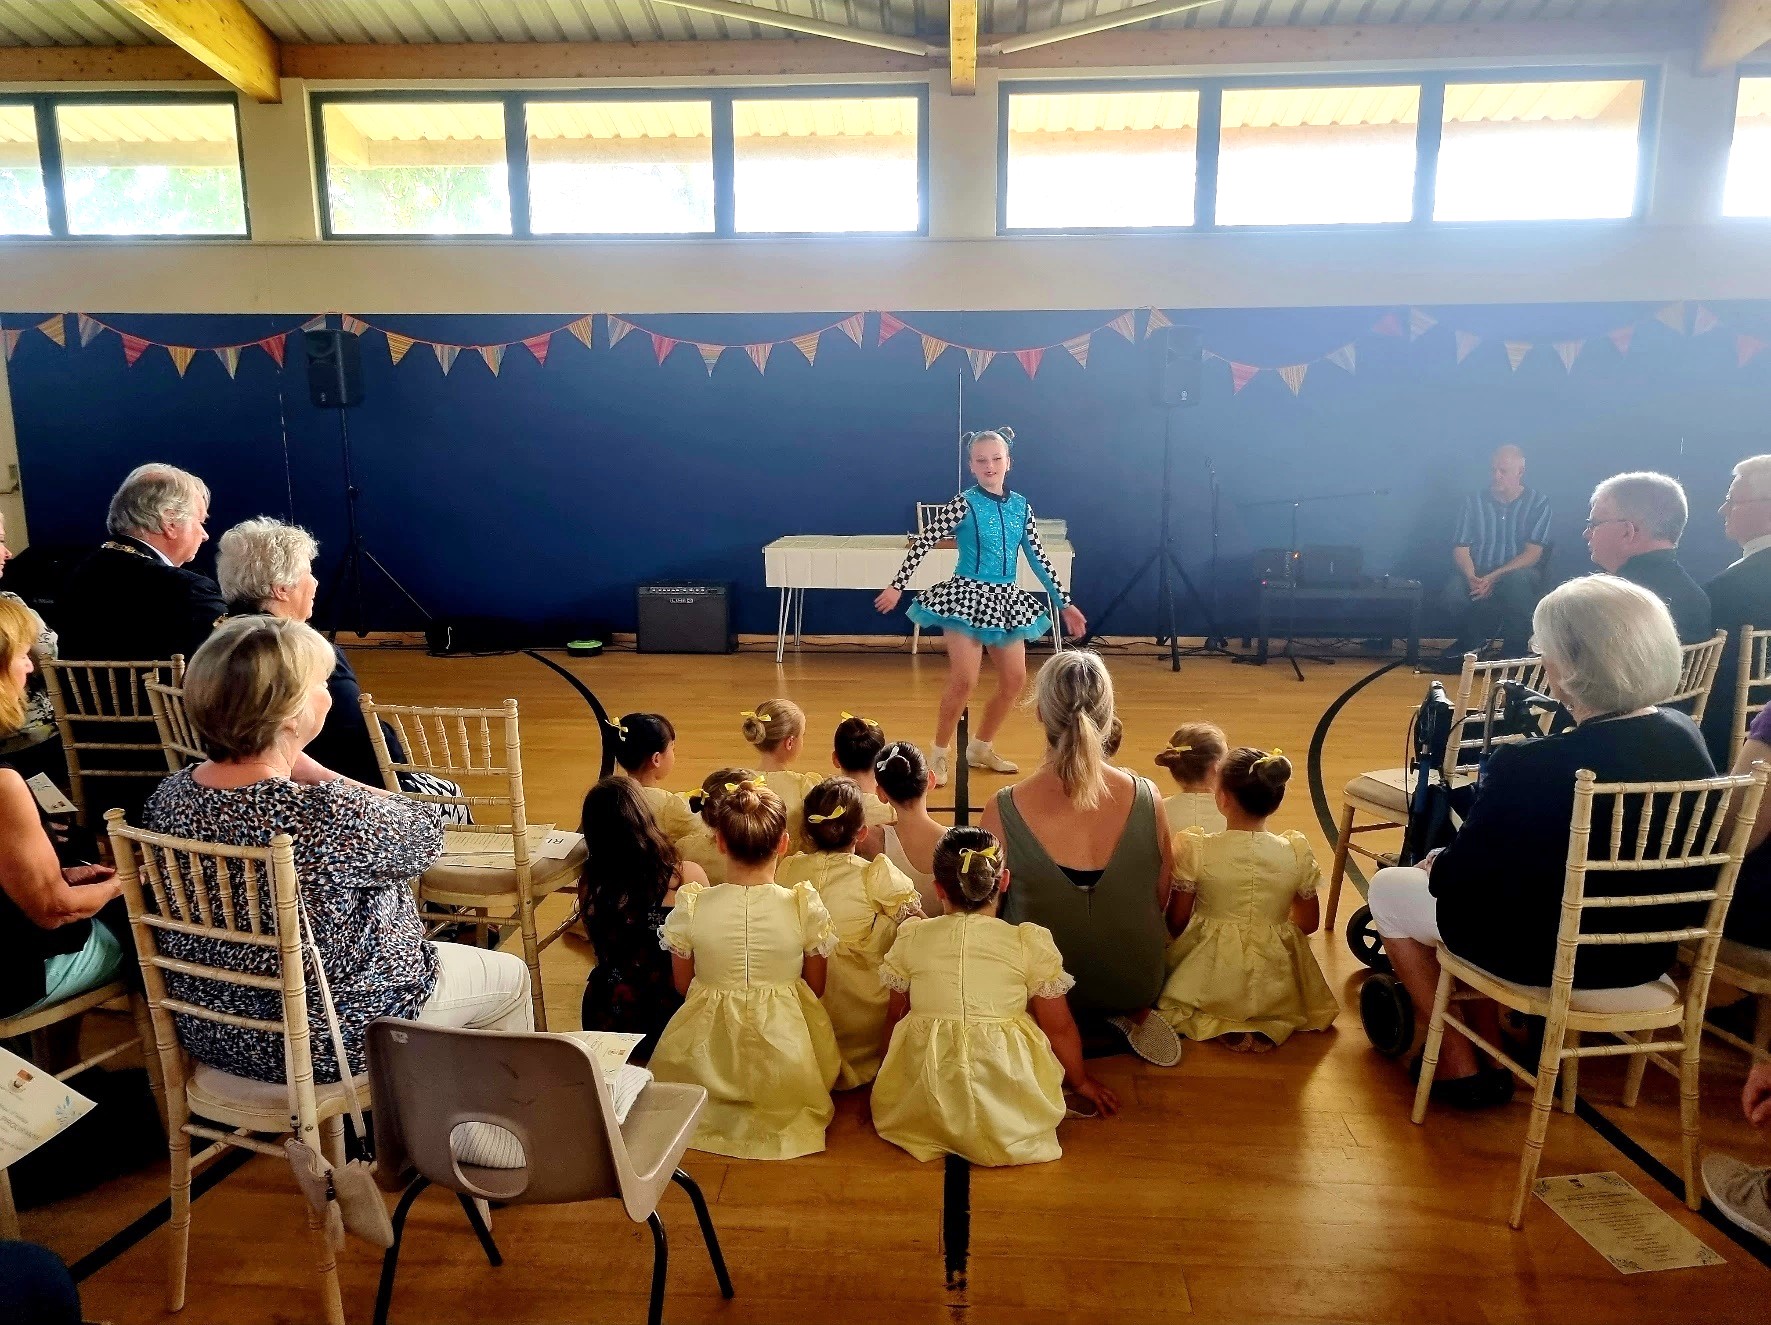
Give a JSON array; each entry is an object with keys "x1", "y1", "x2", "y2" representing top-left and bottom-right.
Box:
[
  {"x1": 71, "y1": 1147, "x2": 255, "y2": 1283},
  {"x1": 942, "y1": 1154, "x2": 971, "y2": 1294}
]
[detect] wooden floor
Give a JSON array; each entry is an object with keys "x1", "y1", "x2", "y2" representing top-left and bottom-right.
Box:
[{"x1": 25, "y1": 642, "x2": 1771, "y2": 1324}]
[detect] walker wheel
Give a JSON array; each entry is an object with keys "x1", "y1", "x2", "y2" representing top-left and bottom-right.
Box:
[
  {"x1": 1359, "y1": 973, "x2": 1415, "y2": 1059},
  {"x1": 1345, "y1": 905, "x2": 1390, "y2": 972}
]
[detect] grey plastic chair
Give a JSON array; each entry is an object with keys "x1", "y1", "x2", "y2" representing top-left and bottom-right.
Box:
[{"x1": 365, "y1": 1019, "x2": 734, "y2": 1325}]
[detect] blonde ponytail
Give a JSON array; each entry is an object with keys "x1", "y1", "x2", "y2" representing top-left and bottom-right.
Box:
[{"x1": 1034, "y1": 651, "x2": 1115, "y2": 809}]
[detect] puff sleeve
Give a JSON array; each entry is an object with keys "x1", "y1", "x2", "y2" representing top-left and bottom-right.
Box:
[
  {"x1": 658, "y1": 880, "x2": 705, "y2": 956},
  {"x1": 1170, "y1": 825, "x2": 1207, "y2": 894},
  {"x1": 792, "y1": 880, "x2": 840, "y2": 957},
  {"x1": 649, "y1": 788, "x2": 700, "y2": 844},
  {"x1": 864, "y1": 854, "x2": 923, "y2": 923},
  {"x1": 1020, "y1": 923, "x2": 1076, "y2": 1001},
  {"x1": 1284, "y1": 831, "x2": 1322, "y2": 899},
  {"x1": 878, "y1": 920, "x2": 919, "y2": 993}
]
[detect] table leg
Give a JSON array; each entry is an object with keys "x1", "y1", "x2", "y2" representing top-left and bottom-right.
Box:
[
  {"x1": 1407, "y1": 589, "x2": 1422, "y2": 667},
  {"x1": 775, "y1": 589, "x2": 789, "y2": 665},
  {"x1": 794, "y1": 590, "x2": 804, "y2": 648},
  {"x1": 1050, "y1": 594, "x2": 1063, "y2": 653}
]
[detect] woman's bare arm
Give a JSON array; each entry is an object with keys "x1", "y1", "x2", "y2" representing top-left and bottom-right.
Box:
[{"x1": 0, "y1": 770, "x2": 119, "y2": 927}]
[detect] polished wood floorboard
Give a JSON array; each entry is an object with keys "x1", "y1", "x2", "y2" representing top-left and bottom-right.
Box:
[{"x1": 26, "y1": 645, "x2": 1771, "y2": 1324}]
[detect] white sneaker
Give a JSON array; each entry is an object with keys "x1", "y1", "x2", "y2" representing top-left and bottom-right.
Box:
[
  {"x1": 966, "y1": 739, "x2": 1019, "y2": 774},
  {"x1": 929, "y1": 746, "x2": 950, "y2": 788},
  {"x1": 1107, "y1": 1013, "x2": 1183, "y2": 1067},
  {"x1": 1704, "y1": 1153, "x2": 1771, "y2": 1246}
]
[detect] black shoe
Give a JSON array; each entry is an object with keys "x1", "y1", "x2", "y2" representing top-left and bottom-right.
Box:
[{"x1": 1408, "y1": 1056, "x2": 1516, "y2": 1109}]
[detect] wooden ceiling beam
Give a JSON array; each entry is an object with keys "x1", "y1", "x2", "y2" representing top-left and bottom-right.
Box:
[
  {"x1": 110, "y1": 0, "x2": 282, "y2": 102},
  {"x1": 280, "y1": 38, "x2": 928, "y2": 81},
  {"x1": 0, "y1": 44, "x2": 213, "y2": 83},
  {"x1": 1702, "y1": 0, "x2": 1771, "y2": 70},
  {"x1": 950, "y1": 0, "x2": 978, "y2": 95}
]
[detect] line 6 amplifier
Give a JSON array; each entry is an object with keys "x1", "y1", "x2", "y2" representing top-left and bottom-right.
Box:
[{"x1": 636, "y1": 582, "x2": 736, "y2": 654}]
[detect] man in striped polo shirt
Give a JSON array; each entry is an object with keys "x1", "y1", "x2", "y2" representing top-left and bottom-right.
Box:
[{"x1": 1438, "y1": 445, "x2": 1552, "y2": 668}]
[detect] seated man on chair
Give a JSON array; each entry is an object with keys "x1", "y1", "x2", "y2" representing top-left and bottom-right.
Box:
[
  {"x1": 1583, "y1": 471, "x2": 1712, "y2": 645},
  {"x1": 1437, "y1": 445, "x2": 1552, "y2": 670},
  {"x1": 52, "y1": 464, "x2": 223, "y2": 664},
  {"x1": 1703, "y1": 454, "x2": 1771, "y2": 766}
]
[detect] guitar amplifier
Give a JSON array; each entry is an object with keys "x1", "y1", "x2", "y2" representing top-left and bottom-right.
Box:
[
  {"x1": 636, "y1": 582, "x2": 735, "y2": 654},
  {"x1": 1296, "y1": 545, "x2": 1364, "y2": 588}
]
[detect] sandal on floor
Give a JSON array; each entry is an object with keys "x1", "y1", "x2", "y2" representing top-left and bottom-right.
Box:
[
  {"x1": 1107, "y1": 1013, "x2": 1183, "y2": 1067},
  {"x1": 1064, "y1": 1092, "x2": 1102, "y2": 1119}
]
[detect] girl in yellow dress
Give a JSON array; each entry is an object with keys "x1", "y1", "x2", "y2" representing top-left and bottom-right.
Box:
[
  {"x1": 777, "y1": 778, "x2": 922, "y2": 1088},
  {"x1": 650, "y1": 778, "x2": 843, "y2": 1159},
  {"x1": 1157, "y1": 748, "x2": 1338, "y2": 1050},
  {"x1": 675, "y1": 767, "x2": 758, "y2": 886},
  {"x1": 608, "y1": 711, "x2": 698, "y2": 842},
  {"x1": 873, "y1": 827, "x2": 1118, "y2": 1167},
  {"x1": 742, "y1": 698, "x2": 820, "y2": 851},
  {"x1": 1153, "y1": 721, "x2": 1229, "y2": 834},
  {"x1": 874, "y1": 741, "x2": 942, "y2": 915},
  {"x1": 831, "y1": 712, "x2": 895, "y2": 856}
]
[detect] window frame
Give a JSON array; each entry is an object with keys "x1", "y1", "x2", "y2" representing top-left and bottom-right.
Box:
[
  {"x1": 0, "y1": 89, "x2": 250, "y2": 242},
  {"x1": 997, "y1": 64, "x2": 1659, "y2": 237},
  {"x1": 1722, "y1": 64, "x2": 1771, "y2": 223},
  {"x1": 311, "y1": 84, "x2": 931, "y2": 241}
]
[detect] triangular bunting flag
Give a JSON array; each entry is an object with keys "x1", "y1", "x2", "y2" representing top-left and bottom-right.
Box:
[
  {"x1": 878, "y1": 312, "x2": 906, "y2": 345},
  {"x1": 607, "y1": 317, "x2": 634, "y2": 349},
  {"x1": 36, "y1": 315, "x2": 64, "y2": 347},
  {"x1": 566, "y1": 316, "x2": 593, "y2": 350},
  {"x1": 836, "y1": 314, "x2": 865, "y2": 346},
  {"x1": 77, "y1": 313, "x2": 102, "y2": 347},
  {"x1": 522, "y1": 332, "x2": 551, "y2": 365},
  {"x1": 386, "y1": 333, "x2": 414, "y2": 365},
  {"x1": 1694, "y1": 305, "x2": 1721, "y2": 336},
  {"x1": 120, "y1": 333, "x2": 149, "y2": 367},
  {"x1": 1106, "y1": 312, "x2": 1136, "y2": 341},
  {"x1": 341, "y1": 314, "x2": 367, "y2": 336},
  {"x1": 1062, "y1": 333, "x2": 1091, "y2": 368},
  {"x1": 434, "y1": 344, "x2": 459, "y2": 375},
  {"x1": 651, "y1": 334, "x2": 677, "y2": 366},
  {"x1": 260, "y1": 335, "x2": 285, "y2": 368},
  {"x1": 1145, "y1": 307, "x2": 1173, "y2": 337},
  {"x1": 1608, "y1": 325, "x2": 1634, "y2": 355},
  {"x1": 696, "y1": 343, "x2": 723, "y2": 375},
  {"x1": 746, "y1": 342, "x2": 772, "y2": 374},
  {"x1": 1505, "y1": 340, "x2": 1531, "y2": 372},
  {"x1": 1408, "y1": 307, "x2": 1437, "y2": 340},
  {"x1": 479, "y1": 344, "x2": 504, "y2": 376},
  {"x1": 1455, "y1": 331, "x2": 1481, "y2": 364},
  {"x1": 1554, "y1": 340, "x2": 1583, "y2": 373},
  {"x1": 215, "y1": 345, "x2": 240, "y2": 378},
  {"x1": 167, "y1": 345, "x2": 196, "y2": 377},
  {"x1": 1015, "y1": 348, "x2": 1043, "y2": 378},
  {"x1": 1372, "y1": 312, "x2": 1404, "y2": 337},
  {"x1": 1230, "y1": 362, "x2": 1259, "y2": 393},
  {"x1": 3, "y1": 329, "x2": 19, "y2": 361},
  {"x1": 966, "y1": 348, "x2": 995, "y2": 379},
  {"x1": 1739, "y1": 334, "x2": 1767, "y2": 368},
  {"x1": 791, "y1": 331, "x2": 820, "y2": 366},
  {"x1": 921, "y1": 335, "x2": 947, "y2": 369},
  {"x1": 300, "y1": 315, "x2": 327, "y2": 333},
  {"x1": 1326, "y1": 343, "x2": 1356, "y2": 373},
  {"x1": 1278, "y1": 363, "x2": 1308, "y2": 395},
  {"x1": 1656, "y1": 302, "x2": 1687, "y2": 335}
]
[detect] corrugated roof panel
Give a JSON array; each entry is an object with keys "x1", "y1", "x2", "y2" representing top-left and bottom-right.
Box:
[{"x1": 0, "y1": 0, "x2": 162, "y2": 46}]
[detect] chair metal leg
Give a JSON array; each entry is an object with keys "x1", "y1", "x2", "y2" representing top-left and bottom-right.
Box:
[
  {"x1": 1559, "y1": 1031, "x2": 1579, "y2": 1115},
  {"x1": 1411, "y1": 965, "x2": 1455, "y2": 1126},
  {"x1": 646, "y1": 1211, "x2": 669, "y2": 1325},
  {"x1": 671, "y1": 1169, "x2": 734, "y2": 1299},
  {"x1": 373, "y1": 1177, "x2": 431, "y2": 1325},
  {"x1": 456, "y1": 1191, "x2": 504, "y2": 1266},
  {"x1": 1326, "y1": 802, "x2": 1356, "y2": 934}
]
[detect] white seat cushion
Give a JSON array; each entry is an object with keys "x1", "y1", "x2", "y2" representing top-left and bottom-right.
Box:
[
  {"x1": 1344, "y1": 767, "x2": 1475, "y2": 813},
  {"x1": 187, "y1": 1062, "x2": 370, "y2": 1129},
  {"x1": 1488, "y1": 973, "x2": 1682, "y2": 1015},
  {"x1": 421, "y1": 835, "x2": 588, "y2": 899}
]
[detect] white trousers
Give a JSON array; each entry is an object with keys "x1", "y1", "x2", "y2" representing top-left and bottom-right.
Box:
[
  {"x1": 417, "y1": 941, "x2": 534, "y2": 1033},
  {"x1": 1367, "y1": 866, "x2": 1443, "y2": 945}
]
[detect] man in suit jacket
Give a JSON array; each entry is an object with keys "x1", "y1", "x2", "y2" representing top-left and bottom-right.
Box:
[
  {"x1": 1584, "y1": 471, "x2": 1712, "y2": 645},
  {"x1": 1702, "y1": 455, "x2": 1771, "y2": 766},
  {"x1": 53, "y1": 464, "x2": 224, "y2": 663}
]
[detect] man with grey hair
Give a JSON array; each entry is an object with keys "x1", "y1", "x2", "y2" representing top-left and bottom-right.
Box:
[
  {"x1": 1584, "y1": 471, "x2": 1711, "y2": 644},
  {"x1": 1437, "y1": 444, "x2": 1553, "y2": 670},
  {"x1": 53, "y1": 463, "x2": 225, "y2": 662},
  {"x1": 1702, "y1": 454, "x2": 1771, "y2": 763}
]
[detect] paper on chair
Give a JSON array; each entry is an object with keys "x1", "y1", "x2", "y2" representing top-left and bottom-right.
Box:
[
  {"x1": 1534, "y1": 1172, "x2": 1725, "y2": 1273},
  {"x1": 26, "y1": 773, "x2": 76, "y2": 818},
  {"x1": 0, "y1": 1046, "x2": 95, "y2": 1168},
  {"x1": 562, "y1": 1032, "x2": 651, "y2": 1124},
  {"x1": 439, "y1": 823, "x2": 556, "y2": 867}
]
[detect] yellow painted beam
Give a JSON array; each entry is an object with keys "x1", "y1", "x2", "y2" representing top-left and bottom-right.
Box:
[
  {"x1": 112, "y1": 0, "x2": 281, "y2": 102},
  {"x1": 950, "y1": 0, "x2": 978, "y2": 96},
  {"x1": 1702, "y1": 0, "x2": 1771, "y2": 70}
]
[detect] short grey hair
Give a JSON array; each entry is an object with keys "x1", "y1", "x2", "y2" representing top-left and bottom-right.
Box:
[
  {"x1": 1531, "y1": 574, "x2": 1682, "y2": 715},
  {"x1": 1592, "y1": 471, "x2": 1689, "y2": 543},
  {"x1": 1733, "y1": 455, "x2": 1771, "y2": 503},
  {"x1": 216, "y1": 518, "x2": 319, "y2": 608},
  {"x1": 106, "y1": 464, "x2": 209, "y2": 539}
]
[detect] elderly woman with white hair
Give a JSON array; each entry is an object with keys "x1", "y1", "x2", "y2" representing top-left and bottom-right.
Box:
[{"x1": 1369, "y1": 575, "x2": 1715, "y2": 1108}]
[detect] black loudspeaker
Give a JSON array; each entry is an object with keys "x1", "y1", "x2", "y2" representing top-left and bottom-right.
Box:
[
  {"x1": 304, "y1": 329, "x2": 363, "y2": 408},
  {"x1": 636, "y1": 582, "x2": 735, "y2": 654},
  {"x1": 1148, "y1": 324, "x2": 1204, "y2": 408}
]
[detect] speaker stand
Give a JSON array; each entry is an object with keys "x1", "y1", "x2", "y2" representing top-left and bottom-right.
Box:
[{"x1": 319, "y1": 407, "x2": 432, "y2": 638}]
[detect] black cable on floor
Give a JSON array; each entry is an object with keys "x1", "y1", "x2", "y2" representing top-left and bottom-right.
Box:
[
  {"x1": 522, "y1": 649, "x2": 616, "y2": 782},
  {"x1": 70, "y1": 1146, "x2": 256, "y2": 1283},
  {"x1": 1306, "y1": 659, "x2": 1406, "y2": 895},
  {"x1": 941, "y1": 1154, "x2": 971, "y2": 1294}
]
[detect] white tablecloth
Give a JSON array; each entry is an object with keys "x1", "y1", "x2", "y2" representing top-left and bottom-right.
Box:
[{"x1": 763, "y1": 534, "x2": 1074, "y2": 593}]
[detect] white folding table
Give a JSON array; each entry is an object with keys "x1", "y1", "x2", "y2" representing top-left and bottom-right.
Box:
[{"x1": 762, "y1": 533, "x2": 1076, "y2": 663}]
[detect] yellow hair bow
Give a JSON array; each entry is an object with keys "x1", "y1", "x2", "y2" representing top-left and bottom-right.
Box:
[
  {"x1": 740, "y1": 710, "x2": 770, "y2": 723},
  {"x1": 606, "y1": 718, "x2": 628, "y2": 737},
  {"x1": 841, "y1": 711, "x2": 878, "y2": 728},
  {"x1": 1164, "y1": 743, "x2": 1192, "y2": 755},
  {"x1": 807, "y1": 805, "x2": 849, "y2": 824},
  {"x1": 1253, "y1": 747, "x2": 1285, "y2": 768},
  {"x1": 722, "y1": 778, "x2": 763, "y2": 793},
  {"x1": 958, "y1": 843, "x2": 999, "y2": 875}
]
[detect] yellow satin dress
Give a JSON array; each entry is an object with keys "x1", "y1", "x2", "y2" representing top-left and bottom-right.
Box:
[
  {"x1": 760, "y1": 769, "x2": 820, "y2": 853},
  {"x1": 673, "y1": 814, "x2": 726, "y2": 885},
  {"x1": 1156, "y1": 827, "x2": 1339, "y2": 1045},
  {"x1": 777, "y1": 850, "x2": 921, "y2": 1088},
  {"x1": 637, "y1": 783, "x2": 699, "y2": 843},
  {"x1": 871, "y1": 914, "x2": 1072, "y2": 1167},
  {"x1": 650, "y1": 880, "x2": 842, "y2": 1159}
]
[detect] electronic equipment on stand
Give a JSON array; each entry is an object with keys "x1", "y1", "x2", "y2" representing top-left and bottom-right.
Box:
[
  {"x1": 306, "y1": 328, "x2": 432, "y2": 638},
  {"x1": 1084, "y1": 325, "x2": 1234, "y2": 672}
]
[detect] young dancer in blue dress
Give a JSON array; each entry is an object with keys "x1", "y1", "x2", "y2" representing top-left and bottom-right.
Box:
[{"x1": 875, "y1": 428, "x2": 1086, "y2": 786}]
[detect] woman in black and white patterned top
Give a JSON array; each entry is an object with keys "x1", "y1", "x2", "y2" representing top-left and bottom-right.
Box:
[{"x1": 143, "y1": 615, "x2": 533, "y2": 1084}]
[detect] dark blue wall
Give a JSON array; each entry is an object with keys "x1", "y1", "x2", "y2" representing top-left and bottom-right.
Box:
[{"x1": 8, "y1": 304, "x2": 1769, "y2": 638}]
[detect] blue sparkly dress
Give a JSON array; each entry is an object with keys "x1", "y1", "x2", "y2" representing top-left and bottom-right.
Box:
[{"x1": 890, "y1": 486, "x2": 1070, "y2": 647}]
